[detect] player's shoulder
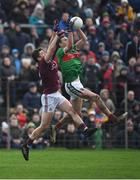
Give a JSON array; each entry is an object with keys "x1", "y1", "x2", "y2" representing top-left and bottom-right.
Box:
[{"x1": 56, "y1": 47, "x2": 64, "y2": 57}]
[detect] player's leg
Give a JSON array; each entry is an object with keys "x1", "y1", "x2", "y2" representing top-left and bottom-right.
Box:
[
  {"x1": 79, "y1": 88, "x2": 122, "y2": 121},
  {"x1": 58, "y1": 99, "x2": 97, "y2": 136},
  {"x1": 55, "y1": 97, "x2": 83, "y2": 130},
  {"x1": 21, "y1": 112, "x2": 53, "y2": 161}
]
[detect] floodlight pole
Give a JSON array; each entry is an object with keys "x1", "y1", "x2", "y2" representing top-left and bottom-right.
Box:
[{"x1": 124, "y1": 83, "x2": 128, "y2": 149}]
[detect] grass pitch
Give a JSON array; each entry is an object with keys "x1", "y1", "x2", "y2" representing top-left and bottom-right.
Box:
[{"x1": 0, "y1": 148, "x2": 140, "y2": 179}]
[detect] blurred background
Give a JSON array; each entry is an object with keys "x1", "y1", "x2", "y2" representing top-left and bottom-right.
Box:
[{"x1": 0, "y1": 0, "x2": 140, "y2": 150}]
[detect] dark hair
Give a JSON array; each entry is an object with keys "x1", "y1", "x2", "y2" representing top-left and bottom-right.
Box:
[{"x1": 32, "y1": 48, "x2": 42, "y2": 62}]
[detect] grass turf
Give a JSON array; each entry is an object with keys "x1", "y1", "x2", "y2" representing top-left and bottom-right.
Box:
[{"x1": 0, "y1": 148, "x2": 140, "y2": 179}]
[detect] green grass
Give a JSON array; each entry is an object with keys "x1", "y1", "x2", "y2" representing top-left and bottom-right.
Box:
[{"x1": 0, "y1": 148, "x2": 140, "y2": 179}]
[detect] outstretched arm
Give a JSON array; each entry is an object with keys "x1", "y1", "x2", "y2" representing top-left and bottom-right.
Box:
[
  {"x1": 44, "y1": 33, "x2": 58, "y2": 61},
  {"x1": 75, "y1": 29, "x2": 87, "y2": 50}
]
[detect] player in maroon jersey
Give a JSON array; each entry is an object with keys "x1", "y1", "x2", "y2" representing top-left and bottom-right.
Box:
[{"x1": 21, "y1": 28, "x2": 97, "y2": 161}]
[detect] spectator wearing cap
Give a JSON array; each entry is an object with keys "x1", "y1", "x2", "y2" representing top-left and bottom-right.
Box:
[
  {"x1": 117, "y1": 22, "x2": 131, "y2": 47},
  {"x1": 87, "y1": 25, "x2": 101, "y2": 53},
  {"x1": 23, "y1": 82, "x2": 41, "y2": 114},
  {"x1": 98, "y1": 15, "x2": 115, "y2": 41},
  {"x1": 0, "y1": 25, "x2": 9, "y2": 50},
  {"x1": 12, "y1": 49, "x2": 21, "y2": 76},
  {"x1": 116, "y1": 0, "x2": 135, "y2": 23}
]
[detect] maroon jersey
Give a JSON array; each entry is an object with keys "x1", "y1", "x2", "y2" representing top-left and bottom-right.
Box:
[{"x1": 38, "y1": 59, "x2": 60, "y2": 94}]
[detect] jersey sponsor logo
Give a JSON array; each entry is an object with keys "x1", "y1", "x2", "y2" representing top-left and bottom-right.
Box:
[{"x1": 62, "y1": 53, "x2": 80, "y2": 62}]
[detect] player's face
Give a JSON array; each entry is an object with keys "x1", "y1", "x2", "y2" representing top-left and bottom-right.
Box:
[{"x1": 60, "y1": 37, "x2": 68, "y2": 48}]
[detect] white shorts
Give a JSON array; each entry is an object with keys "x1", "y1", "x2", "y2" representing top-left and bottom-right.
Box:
[
  {"x1": 41, "y1": 91, "x2": 66, "y2": 112},
  {"x1": 65, "y1": 77, "x2": 84, "y2": 100}
]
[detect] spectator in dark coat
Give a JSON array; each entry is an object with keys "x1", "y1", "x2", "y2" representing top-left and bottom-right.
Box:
[
  {"x1": 23, "y1": 82, "x2": 41, "y2": 114},
  {"x1": 125, "y1": 34, "x2": 140, "y2": 63},
  {"x1": 115, "y1": 66, "x2": 129, "y2": 109},
  {"x1": 0, "y1": 25, "x2": 9, "y2": 50},
  {"x1": 115, "y1": 119, "x2": 140, "y2": 148},
  {"x1": 129, "y1": 101, "x2": 140, "y2": 133},
  {"x1": 120, "y1": 90, "x2": 137, "y2": 113},
  {"x1": 0, "y1": 56, "x2": 17, "y2": 107},
  {"x1": 14, "y1": 24, "x2": 31, "y2": 53},
  {"x1": 128, "y1": 63, "x2": 140, "y2": 101}
]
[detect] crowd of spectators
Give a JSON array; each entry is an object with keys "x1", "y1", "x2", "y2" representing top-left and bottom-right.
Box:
[{"x1": 0, "y1": 0, "x2": 140, "y2": 149}]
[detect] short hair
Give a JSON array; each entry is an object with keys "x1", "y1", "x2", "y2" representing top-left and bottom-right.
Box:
[{"x1": 32, "y1": 48, "x2": 42, "y2": 62}]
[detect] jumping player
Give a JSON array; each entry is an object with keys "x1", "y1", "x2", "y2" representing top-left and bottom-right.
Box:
[
  {"x1": 51, "y1": 26, "x2": 127, "y2": 143},
  {"x1": 21, "y1": 27, "x2": 97, "y2": 161}
]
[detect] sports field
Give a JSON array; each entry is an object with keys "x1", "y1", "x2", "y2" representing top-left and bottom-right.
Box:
[{"x1": 0, "y1": 148, "x2": 140, "y2": 179}]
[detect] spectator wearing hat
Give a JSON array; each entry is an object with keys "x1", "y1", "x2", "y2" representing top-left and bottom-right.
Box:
[
  {"x1": 23, "y1": 82, "x2": 41, "y2": 114},
  {"x1": 29, "y1": 3, "x2": 45, "y2": 37},
  {"x1": 12, "y1": 49, "x2": 22, "y2": 76},
  {"x1": 22, "y1": 43, "x2": 35, "y2": 60},
  {"x1": 116, "y1": 0, "x2": 135, "y2": 23}
]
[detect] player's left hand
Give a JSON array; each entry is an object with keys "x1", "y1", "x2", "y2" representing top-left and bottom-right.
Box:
[{"x1": 53, "y1": 19, "x2": 60, "y2": 32}]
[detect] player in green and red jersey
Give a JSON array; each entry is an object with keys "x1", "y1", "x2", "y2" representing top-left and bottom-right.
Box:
[{"x1": 50, "y1": 23, "x2": 127, "y2": 143}]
